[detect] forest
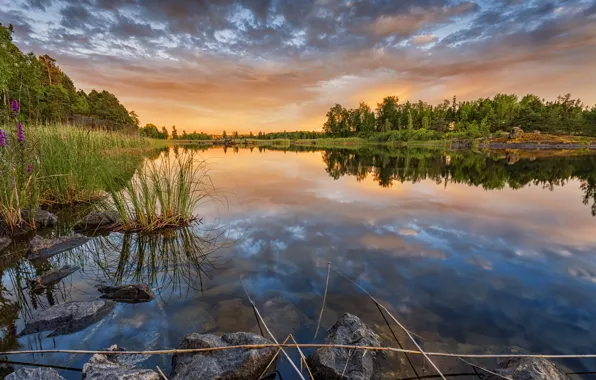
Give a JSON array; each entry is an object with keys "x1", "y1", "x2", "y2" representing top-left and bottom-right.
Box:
[
  {"x1": 0, "y1": 23, "x2": 136, "y2": 130},
  {"x1": 321, "y1": 94, "x2": 596, "y2": 141}
]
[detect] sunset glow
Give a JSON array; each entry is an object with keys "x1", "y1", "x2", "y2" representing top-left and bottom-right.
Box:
[{"x1": 2, "y1": 0, "x2": 595, "y2": 133}]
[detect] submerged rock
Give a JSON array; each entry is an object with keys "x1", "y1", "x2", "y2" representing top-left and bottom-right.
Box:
[
  {"x1": 82, "y1": 344, "x2": 160, "y2": 380},
  {"x1": 97, "y1": 284, "x2": 155, "y2": 303},
  {"x1": 74, "y1": 210, "x2": 121, "y2": 232},
  {"x1": 27, "y1": 235, "x2": 89, "y2": 260},
  {"x1": 171, "y1": 332, "x2": 278, "y2": 380},
  {"x1": 6, "y1": 368, "x2": 65, "y2": 380},
  {"x1": 0, "y1": 236, "x2": 11, "y2": 251},
  {"x1": 29, "y1": 265, "x2": 79, "y2": 291},
  {"x1": 485, "y1": 357, "x2": 570, "y2": 380},
  {"x1": 307, "y1": 313, "x2": 385, "y2": 380},
  {"x1": 18, "y1": 300, "x2": 115, "y2": 337}
]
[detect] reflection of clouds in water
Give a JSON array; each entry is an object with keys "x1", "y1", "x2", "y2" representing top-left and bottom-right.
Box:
[
  {"x1": 284, "y1": 225, "x2": 306, "y2": 240},
  {"x1": 466, "y1": 256, "x2": 494, "y2": 270},
  {"x1": 568, "y1": 267, "x2": 596, "y2": 283},
  {"x1": 237, "y1": 237, "x2": 265, "y2": 256},
  {"x1": 271, "y1": 240, "x2": 287, "y2": 251}
]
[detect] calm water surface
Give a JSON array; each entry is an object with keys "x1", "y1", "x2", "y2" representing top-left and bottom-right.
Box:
[{"x1": 1, "y1": 146, "x2": 596, "y2": 379}]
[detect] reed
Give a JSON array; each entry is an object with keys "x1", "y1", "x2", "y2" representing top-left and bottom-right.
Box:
[{"x1": 104, "y1": 151, "x2": 213, "y2": 232}]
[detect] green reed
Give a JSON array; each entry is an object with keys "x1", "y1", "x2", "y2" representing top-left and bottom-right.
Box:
[
  {"x1": 104, "y1": 151, "x2": 212, "y2": 232},
  {"x1": 34, "y1": 124, "x2": 147, "y2": 205}
]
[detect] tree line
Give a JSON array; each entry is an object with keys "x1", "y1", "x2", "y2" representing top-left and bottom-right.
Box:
[
  {"x1": 1, "y1": 23, "x2": 137, "y2": 130},
  {"x1": 322, "y1": 94, "x2": 596, "y2": 141}
]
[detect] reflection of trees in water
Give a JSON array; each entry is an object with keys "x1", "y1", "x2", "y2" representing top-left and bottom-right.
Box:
[
  {"x1": 319, "y1": 148, "x2": 596, "y2": 216},
  {"x1": 83, "y1": 227, "x2": 230, "y2": 302}
]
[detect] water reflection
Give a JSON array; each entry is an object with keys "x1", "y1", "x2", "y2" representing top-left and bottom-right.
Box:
[
  {"x1": 1, "y1": 145, "x2": 596, "y2": 379},
  {"x1": 84, "y1": 227, "x2": 229, "y2": 300}
]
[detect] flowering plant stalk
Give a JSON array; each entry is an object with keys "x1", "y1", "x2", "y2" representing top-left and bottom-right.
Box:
[{"x1": 0, "y1": 100, "x2": 39, "y2": 233}]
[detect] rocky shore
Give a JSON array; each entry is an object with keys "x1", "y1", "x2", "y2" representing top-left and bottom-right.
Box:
[{"x1": 7, "y1": 312, "x2": 573, "y2": 379}]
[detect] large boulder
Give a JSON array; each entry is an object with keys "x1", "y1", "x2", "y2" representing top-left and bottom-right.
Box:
[
  {"x1": 74, "y1": 210, "x2": 122, "y2": 232},
  {"x1": 82, "y1": 344, "x2": 160, "y2": 380},
  {"x1": 0, "y1": 236, "x2": 10, "y2": 251},
  {"x1": 508, "y1": 127, "x2": 524, "y2": 139},
  {"x1": 485, "y1": 357, "x2": 570, "y2": 379},
  {"x1": 97, "y1": 284, "x2": 155, "y2": 303},
  {"x1": 29, "y1": 265, "x2": 79, "y2": 291},
  {"x1": 171, "y1": 332, "x2": 278, "y2": 380},
  {"x1": 307, "y1": 313, "x2": 385, "y2": 380},
  {"x1": 27, "y1": 235, "x2": 89, "y2": 260},
  {"x1": 6, "y1": 368, "x2": 65, "y2": 380},
  {"x1": 18, "y1": 300, "x2": 115, "y2": 337}
]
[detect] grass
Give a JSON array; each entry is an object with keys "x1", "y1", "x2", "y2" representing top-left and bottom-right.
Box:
[
  {"x1": 33, "y1": 124, "x2": 147, "y2": 205},
  {"x1": 104, "y1": 151, "x2": 213, "y2": 232}
]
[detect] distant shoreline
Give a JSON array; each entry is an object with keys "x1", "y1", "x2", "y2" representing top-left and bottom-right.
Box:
[{"x1": 166, "y1": 133, "x2": 596, "y2": 151}]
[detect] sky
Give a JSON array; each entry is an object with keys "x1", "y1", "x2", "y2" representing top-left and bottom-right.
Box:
[{"x1": 1, "y1": 0, "x2": 595, "y2": 133}]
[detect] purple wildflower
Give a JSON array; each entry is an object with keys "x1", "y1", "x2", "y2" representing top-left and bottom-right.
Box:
[
  {"x1": 0, "y1": 129, "x2": 5, "y2": 147},
  {"x1": 27, "y1": 164, "x2": 33, "y2": 173},
  {"x1": 17, "y1": 122, "x2": 24, "y2": 142},
  {"x1": 11, "y1": 99, "x2": 19, "y2": 113}
]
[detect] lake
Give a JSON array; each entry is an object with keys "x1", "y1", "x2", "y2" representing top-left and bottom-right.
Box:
[{"x1": 1, "y1": 145, "x2": 596, "y2": 379}]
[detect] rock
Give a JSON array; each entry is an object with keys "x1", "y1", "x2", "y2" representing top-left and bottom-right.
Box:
[
  {"x1": 0, "y1": 236, "x2": 10, "y2": 251},
  {"x1": 171, "y1": 332, "x2": 278, "y2": 380},
  {"x1": 82, "y1": 344, "x2": 160, "y2": 380},
  {"x1": 508, "y1": 127, "x2": 524, "y2": 139},
  {"x1": 533, "y1": 130, "x2": 541, "y2": 134},
  {"x1": 27, "y1": 235, "x2": 89, "y2": 260},
  {"x1": 29, "y1": 265, "x2": 79, "y2": 291},
  {"x1": 74, "y1": 210, "x2": 121, "y2": 232},
  {"x1": 6, "y1": 368, "x2": 65, "y2": 380},
  {"x1": 18, "y1": 300, "x2": 115, "y2": 337},
  {"x1": 307, "y1": 313, "x2": 385, "y2": 380},
  {"x1": 21, "y1": 208, "x2": 58, "y2": 228},
  {"x1": 506, "y1": 152, "x2": 520, "y2": 165},
  {"x1": 261, "y1": 296, "x2": 310, "y2": 338},
  {"x1": 485, "y1": 357, "x2": 570, "y2": 380},
  {"x1": 97, "y1": 284, "x2": 155, "y2": 303}
]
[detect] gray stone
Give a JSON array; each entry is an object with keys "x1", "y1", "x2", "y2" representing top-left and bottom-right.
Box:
[
  {"x1": 29, "y1": 265, "x2": 79, "y2": 291},
  {"x1": 82, "y1": 344, "x2": 160, "y2": 380},
  {"x1": 6, "y1": 368, "x2": 65, "y2": 380},
  {"x1": 18, "y1": 300, "x2": 115, "y2": 337},
  {"x1": 74, "y1": 210, "x2": 122, "y2": 232},
  {"x1": 307, "y1": 313, "x2": 385, "y2": 380},
  {"x1": 171, "y1": 332, "x2": 278, "y2": 380},
  {"x1": 97, "y1": 284, "x2": 155, "y2": 303},
  {"x1": 27, "y1": 235, "x2": 89, "y2": 260},
  {"x1": 21, "y1": 208, "x2": 58, "y2": 228},
  {"x1": 509, "y1": 127, "x2": 524, "y2": 139},
  {"x1": 0, "y1": 236, "x2": 10, "y2": 251},
  {"x1": 485, "y1": 357, "x2": 570, "y2": 380}
]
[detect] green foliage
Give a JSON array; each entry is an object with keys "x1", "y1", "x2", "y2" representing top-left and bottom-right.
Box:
[
  {"x1": 104, "y1": 152, "x2": 213, "y2": 232},
  {"x1": 0, "y1": 24, "x2": 135, "y2": 129},
  {"x1": 0, "y1": 121, "x2": 39, "y2": 231},
  {"x1": 139, "y1": 124, "x2": 168, "y2": 139},
  {"x1": 322, "y1": 93, "x2": 596, "y2": 139},
  {"x1": 34, "y1": 124, "x2": 146, "y2": 204}
]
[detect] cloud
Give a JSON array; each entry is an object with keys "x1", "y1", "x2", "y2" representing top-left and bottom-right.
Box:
[{"x1": 2, "y1": 0, "x2": 594, "y2": 132}]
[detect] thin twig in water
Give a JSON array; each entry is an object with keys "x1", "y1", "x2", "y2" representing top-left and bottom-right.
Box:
[
  {"x1": 259, "y1": 335, "x2": 291, "y2": 379},
  {"x1": 458, "y1": 358, "x2": 512, "y2": 380},
  {"x1": 240, "y1": 277, "x2": 306, "y2": 380},
  {"x1": 287, "y1": 334, "x2": 314, "y2": 380},
  {"x1": 156, "y1": 366, "x2": 169, "y2": 380},
  {"x1": 313, "y1": 262, "x2": 331, "y2": 340},
  {"x1": 334, "y1": 269, "x2": 446, "y2": 380},
  {"x1": 341, "y1": 349, "x2": 354, "y2": 378}
]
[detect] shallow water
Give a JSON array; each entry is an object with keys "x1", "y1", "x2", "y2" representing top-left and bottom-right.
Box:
[{"x1": 1, "y1": 146, "x2": 596, "y2": 379}]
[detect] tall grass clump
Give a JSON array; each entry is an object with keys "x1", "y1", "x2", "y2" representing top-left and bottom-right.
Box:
[
  {"x1": 104, "y1": 152, "x2": 213, "y2": 232},
  {"x1": 34, "y1": 124, "x2": 146, "y2": 205},
  {"x1": 0, "y1": 100, "x2": 40, "y2": 232}
]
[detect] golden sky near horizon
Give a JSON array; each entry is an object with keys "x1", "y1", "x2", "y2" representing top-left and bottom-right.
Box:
[{"x1": 2, "y1": 0, "x2": 595, "y2": 133}]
